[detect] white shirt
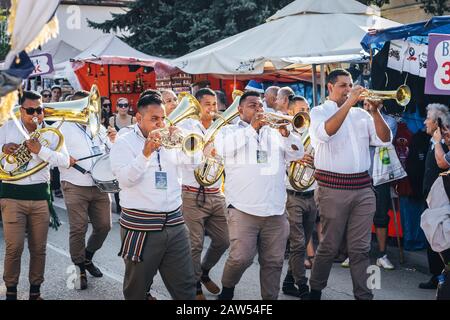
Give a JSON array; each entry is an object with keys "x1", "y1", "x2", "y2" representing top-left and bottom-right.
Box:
[
  {"x1": 110, "y1": 124, "x2": 199, "y2": 212},
  {"x1": 55, "y1": 122, "x2": 112, "y2": 186},
  {"x1": 0, "y1": 119, "x2": 70, "y2": 185},
  {"x1": 310, "y1": 100, "x2": 392, "y2": 174},
  {"x1": 214, "y1": 120, "x2": 304, "y2": 217},
  {"x1": 117, "y1": 125, "x2": 134, "y2": 137},
  {"x1": 177, "y1": 118, "x2": 222, "y2": 189}
]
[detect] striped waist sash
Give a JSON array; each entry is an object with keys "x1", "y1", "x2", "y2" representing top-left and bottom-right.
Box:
[
  {"x1": 118, "y1": 207, "x2": 184, "y2": 262},
  {"x1": 182, "y1": 185, "x2": 220, "y2": 194},
  {"x1": 314, "y1": 169, "x2": 372, "y2": 190}
]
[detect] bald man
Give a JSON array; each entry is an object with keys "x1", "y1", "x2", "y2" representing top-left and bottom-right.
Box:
[
  {"x1": 263, "y1": 86, "x2": 280, "y2": 113},
  {"x1": 275, "y1": 87, "x2": 295, "y2": 115}
]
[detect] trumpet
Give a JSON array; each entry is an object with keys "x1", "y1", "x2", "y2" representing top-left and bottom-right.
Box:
[
  {"x1": 360, "y1": 85, "x2": 411, "y2": 107},
  {"x1": 152, "y1": 127, "x2": 203, "y2": 155},
  {"x1": 261, "y1": 111, "x2": 310, "y2": 133}
]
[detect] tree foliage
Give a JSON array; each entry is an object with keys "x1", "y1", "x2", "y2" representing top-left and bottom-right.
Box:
[
  {"x1": 415, "y1": 0, "x2": 449, "y2": 16},
  {"x1": 89, "y1": 0, "x2": 445, "y2": 58}
]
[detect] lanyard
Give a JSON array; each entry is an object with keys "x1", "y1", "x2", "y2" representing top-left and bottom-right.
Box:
[
  {"x1": 157, "y1": 150, "x2": 162, "y2": 171},
  {"x1": 76, "y1": 124, "x2": 93, "y2": 141}
]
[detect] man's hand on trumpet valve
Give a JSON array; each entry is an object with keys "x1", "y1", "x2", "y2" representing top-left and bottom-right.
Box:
[
  {"x1": 365, "y1": 99, "x2": 383, "y2": 114},
  {"x1": 143, "y1": 131, "x2": 162, "y2": 158},
  {"x1": 347, "y1": 85, "x2": 367, "y2": 107},
  {"x1": 25, "y1": 138, "x2": 42, "y2": 154},
  {"x1": 278, "y1": 125, "x2": 290, "y2": 137},
  {"x1": 251, "y1": 112, "x2": 267, "y2": 132}
]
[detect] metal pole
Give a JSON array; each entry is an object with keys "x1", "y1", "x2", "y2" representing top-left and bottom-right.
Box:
[
  {"x1": 312, "y1": 64, "x2": 318, "y2": 106},
  {"x1": 320, "y1": 64, "x2": 326, "y2": 103},
  {"x1": 390, "y1": 186, "x2": 404, "y2": 264}
]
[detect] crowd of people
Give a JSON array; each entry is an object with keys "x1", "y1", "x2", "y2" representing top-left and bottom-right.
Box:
[{"x1": 0, "y1": 68, "x2": 449, "y2": 300}]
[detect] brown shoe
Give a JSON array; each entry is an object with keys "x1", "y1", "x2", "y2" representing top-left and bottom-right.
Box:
[
  {"x1": 201, "y1": 276, "x2": 220, "y2": 294},
  {"x1": 29, "y1": 293, "x2": 44, "y2": 300}
]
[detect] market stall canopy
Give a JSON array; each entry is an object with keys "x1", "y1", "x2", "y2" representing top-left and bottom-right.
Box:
[
  {"x1": 361, "y1": 15, "x2": 450, "y2": 51},
  {"x1": 72, "y1": 34, "x2": 175, "y2": 74},
  {"x1": 172, "y1": 0, "x2": 401, "y2": 79}
]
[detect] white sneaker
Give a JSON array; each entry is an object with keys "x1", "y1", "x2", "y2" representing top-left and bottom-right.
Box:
[
  {"x1": 341, "y1": 257, "x2": 350, "y2": 268},
  {"x1": 376, "y1": 254, "x2": 395, "y2": 270}
]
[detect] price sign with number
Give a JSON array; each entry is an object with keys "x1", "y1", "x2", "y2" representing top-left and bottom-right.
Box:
[{"x1": 425, "y1": 33, "x2": 450, "y2": 95}]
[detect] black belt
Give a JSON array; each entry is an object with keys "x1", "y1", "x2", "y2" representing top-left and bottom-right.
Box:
[{"x1": 287, "y1": 189, "x2": 314, "y2": 197}]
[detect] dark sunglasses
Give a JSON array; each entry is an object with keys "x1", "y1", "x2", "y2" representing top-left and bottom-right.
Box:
[
  {"x1": 22, "y1": 106, "x2": 44, "y2": 115},
  {"x1": 117, "y1": 103, "x2": 129, "y2": 108},
  {"x1": 102, "y1": 103, "x2": 111, "y2": 107},
  {"x1": 42, "y1": 94, "x2": 51, "y2": 98}
]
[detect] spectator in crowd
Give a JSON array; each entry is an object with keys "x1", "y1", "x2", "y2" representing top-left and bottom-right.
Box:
[
  {"x1": 263, "y1": 86, "x2": 280, "y2": 113},
  {"x1": 40, "y1": 89, "x2": 52, "y2": 103},
  {"x1": 51, "y1": 85, "x2": 62, "y2": 102},
  {"x1": 275, "y1": 87, "x2": 295, "y2": 115},
  {"x1": 161, "y1": 90, "x2": 178, "y2": 116},
  {"x1": 101, "y1": 96, "x2": 112, "y2": 129},
  {"x1": 215, "y1": 90, "x2": 228, "y2": 112}
]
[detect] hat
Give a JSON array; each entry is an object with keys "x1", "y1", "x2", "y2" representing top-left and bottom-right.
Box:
[{"x1": 245, "y1": 80, "x2": 264, "y2": 94}]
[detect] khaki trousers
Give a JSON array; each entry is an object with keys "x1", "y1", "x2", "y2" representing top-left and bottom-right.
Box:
[
  {"x1": 1, "y1": 199, "x2": 50, "y2": 287},
  {"x1": 286, "y1": 192, "x2": 317, "y2": 285},
  {"x1": 310, "y1": 186, "x2": 376, "y2": 300},
  {"x1": 121, "y1": 224, "x2": 196, "y2": 300},
  {"x1": 61, "y1": 181, "x2": 111, "y2": 264},
  {"x1": 182, "y1": 190, "x2": 229, "y2": 281},
  {"x1": 221, "y1": 208, "x2": 289, "y2": 300}
]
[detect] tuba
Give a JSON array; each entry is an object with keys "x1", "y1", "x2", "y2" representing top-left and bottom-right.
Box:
[
  {"x1": 193, "y1": 90, "x2": 243, "y2": 186},
  {"x1": 155, "y1": 92, "x2": 204, "y2": 154},
  {"x1": 0, "y1": 85, "x2": 101, "y2": 181},
  {"x1": 360, "y1": 85, "x2": 411, "y2": 107},
  {"x1": 287, "y1": 112, "x2": 316, "y2": 191}
]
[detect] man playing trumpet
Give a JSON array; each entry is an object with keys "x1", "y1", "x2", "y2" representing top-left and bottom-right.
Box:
[
  {"x1": 308, "y1": 69, "x2": 392, "y2": 300},
  {"x1": 213, "y1": 91, "x2": 304, "y2": 300},
  {"x1": 110, "y1": 91, "x2": 197, "y2": 300}
]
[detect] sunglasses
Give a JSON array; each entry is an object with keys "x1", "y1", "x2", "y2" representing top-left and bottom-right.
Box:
[
  {"x1": 117, "y1": 103, "x2": 129, "y2": 108},
  {"x1": 42, "y1": 94, "x2": 51, "y2": 98},
  {"x1": 102, "y1": 103, "x2": 111, "y2": 107},
  {"x1": 22, "y1": 106, "x2": 44, "y2": 115}
]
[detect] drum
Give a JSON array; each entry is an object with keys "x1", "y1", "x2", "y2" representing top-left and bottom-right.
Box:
[{"x1": 91, "y1": 154, "x2": 120, "y2": 193}]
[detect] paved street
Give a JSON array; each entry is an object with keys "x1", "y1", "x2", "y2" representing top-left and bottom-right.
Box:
[{"x1": 0, "y1": 198, "x2": 436, "y2": 300}]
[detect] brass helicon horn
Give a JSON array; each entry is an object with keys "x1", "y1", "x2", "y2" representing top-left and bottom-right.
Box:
[
  {"x1": 193, "y1": 90, "x2": 243, "y2": 186},
  {"x1": 0, "y1": 85, "x2": 101, "y2": 181}
]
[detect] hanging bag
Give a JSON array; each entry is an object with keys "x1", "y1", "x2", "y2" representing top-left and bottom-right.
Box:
[{"x1": 372, "y1": 144, "x2": 407, "y2": 186}]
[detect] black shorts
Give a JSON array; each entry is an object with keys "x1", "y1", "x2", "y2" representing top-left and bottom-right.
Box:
[{"x1": 373, "y1": 183, "x2": 392, "y2": 228}]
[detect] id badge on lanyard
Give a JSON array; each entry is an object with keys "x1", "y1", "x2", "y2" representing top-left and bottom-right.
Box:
[
  {"x1": 154, "y1": 151, "x2": 167, "y2": 189},
  {"x1": 155, "y1": 171, "x2": 168, "y2": 189},
  {"x1": 257, "y1": 150, "x2": 268, "y2": 164}
]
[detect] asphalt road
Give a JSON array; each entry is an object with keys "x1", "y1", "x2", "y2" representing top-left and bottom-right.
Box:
[{"x1": 0, "y1": 201, "x2": 437, "y2": 300}]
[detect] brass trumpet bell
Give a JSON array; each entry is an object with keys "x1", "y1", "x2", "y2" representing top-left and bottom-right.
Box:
[{"x1": 361, "y1": 85, "x2": 411, "y2": 107}]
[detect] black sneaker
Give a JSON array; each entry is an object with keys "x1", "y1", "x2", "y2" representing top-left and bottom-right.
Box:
[
  {"x1": 297, "y1": 283, "x2": 310, "y2": 300},
  {"x1": 85, "y1": 261, "x2": 103, "y2": 278},
  {"x1": 419, "y1": 276, "x2": 438, "y2": 289},
  {"x1": 282, "y1": 282, "x2": 300, "y2": 297}
]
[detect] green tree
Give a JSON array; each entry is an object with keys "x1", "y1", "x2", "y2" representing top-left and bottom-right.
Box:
[
  {"x1": 415, "y1": 0, "x2": 449, "y2": 16},
  {"x1": 0, "y1": 8, "x2": 9, "y2": 61},
  {"x1": 88, "y1": 0, "x2": 402, "y2": 58},
  {"x1": 88, "y1": 0, "x2": 291, "y2": 58}
]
